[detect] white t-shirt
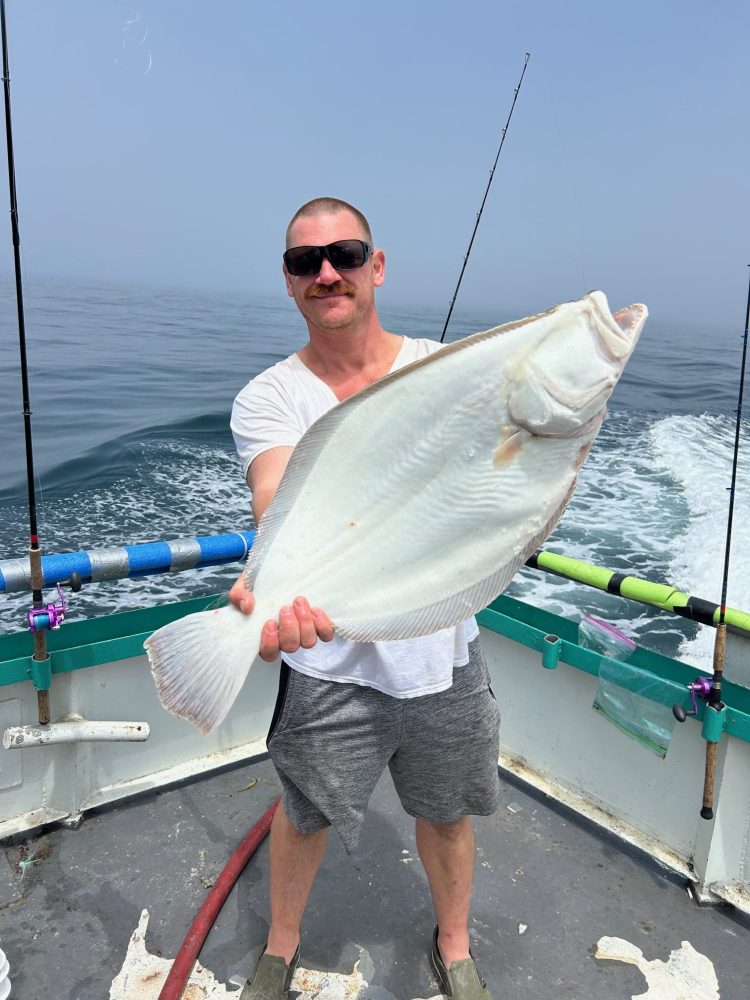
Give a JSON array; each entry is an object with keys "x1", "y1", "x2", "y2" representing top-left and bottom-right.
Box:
[{"x1": 230, "y1": 336, "x2": 479, "y2": 698}]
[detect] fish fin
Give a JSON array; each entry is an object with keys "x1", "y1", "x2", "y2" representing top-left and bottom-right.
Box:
[
  {"x1": 144, "y1": 606, "x2": 263, "y2": 734},
  {"x1": 334, "y1": 503, "x2": 569, "y2": 642}
]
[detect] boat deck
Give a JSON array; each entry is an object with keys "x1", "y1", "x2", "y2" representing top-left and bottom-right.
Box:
[{"x1": 0, "y1": 756, "x2": 747, "y2": 999}]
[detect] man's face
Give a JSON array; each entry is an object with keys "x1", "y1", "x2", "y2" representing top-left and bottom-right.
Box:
[{"x1": 283, "y1": 210, "x2": 385, "y2": 332}]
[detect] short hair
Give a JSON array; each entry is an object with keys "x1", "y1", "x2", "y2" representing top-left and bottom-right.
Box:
[{"x1": 285, "y1": 197, "x2": 373, "y2": 248}]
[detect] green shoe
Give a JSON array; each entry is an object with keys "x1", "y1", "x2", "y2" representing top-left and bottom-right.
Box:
[
  {"x1": 239, "y1": 943, "x2": 300, "y2": 999},
  {"x1": 430, "y1": 927, "x2": 495, "y2": 999}
]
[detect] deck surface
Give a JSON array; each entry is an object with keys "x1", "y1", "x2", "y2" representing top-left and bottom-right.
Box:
[{"x1": 0, "y1": 756, "x2": 748, "y2": 999}]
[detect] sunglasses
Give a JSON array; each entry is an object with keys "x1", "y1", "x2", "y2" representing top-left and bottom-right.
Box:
[{"x1": 283, "y1": 239, "x2": 373, "y2": 277}]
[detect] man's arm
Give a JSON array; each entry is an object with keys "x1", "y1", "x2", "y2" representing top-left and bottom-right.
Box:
[
  {"x1": 247, "y1": 446, "x2": 294, "y2": 523},
  {"x1": 228, "y1": 445, "x2": 334, "y2": 661}
]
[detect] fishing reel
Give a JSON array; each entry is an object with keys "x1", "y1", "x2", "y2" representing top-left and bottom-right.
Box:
[
  {"x1": 672, "y1": 676, "x2": 712, "y2": 723},
  {"x1": 26, "y1": 573, "x2": 82, "y2": 633}
]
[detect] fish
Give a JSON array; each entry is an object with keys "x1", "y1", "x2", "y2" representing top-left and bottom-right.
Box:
[{"x1": 145, "y1": 291, "x2": 647, "y2": 733}]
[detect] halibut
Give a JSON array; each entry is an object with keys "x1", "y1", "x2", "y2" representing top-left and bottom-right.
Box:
[{"x1": 145, "y1": 291, "x2": 647, "y2": 733}]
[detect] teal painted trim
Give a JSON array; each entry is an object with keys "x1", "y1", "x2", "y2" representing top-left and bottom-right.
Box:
[
  {"x1": 2, "y1": 590, "x2": 749, "y2": 745},
  {"x1": 0, "y1": 595, "x2": 218, "y2": 686},
  {"x1": 702, "y1": 704, "x2": 727, "y2": 743},
  {"x1": 477, "y1": 595, "x2": 750, "y2": 744}
]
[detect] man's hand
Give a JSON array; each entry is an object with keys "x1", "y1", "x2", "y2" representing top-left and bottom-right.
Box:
[{"x1": 228, "y1": 576, "x2": 335, "y2": 662}]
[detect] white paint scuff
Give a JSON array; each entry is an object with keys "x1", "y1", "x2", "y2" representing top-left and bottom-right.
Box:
[
  {"x1": 109, "y1": 909, "x2": 235, "y2": 998},
  {"x1": 291, "y1": 961, "x2": 367, "y2": 998},
  {"x1": 595, "y1": 936, "x2": 720, "y2": 1000},
  {"x1": 111, "y1": 909, "x2": 407, "y2": 999}
]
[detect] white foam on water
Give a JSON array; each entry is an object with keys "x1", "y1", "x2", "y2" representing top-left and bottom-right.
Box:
[
  {"x1": 649, "y1": 413, "x2": 750, "y2": 668},
  {"x1": 508, "y1": 410, "x2": 696, "y2": 655},
  {"x1": 0, "y1": 438, "x2": 251, "y2": 633},
  {"x1": 508, "y1": 409, "x2": 750, "y2": 663}
]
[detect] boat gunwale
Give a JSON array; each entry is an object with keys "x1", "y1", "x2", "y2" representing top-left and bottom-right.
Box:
[{"x1": 1, "y1": 591, "x2": 749, "y2": 742}]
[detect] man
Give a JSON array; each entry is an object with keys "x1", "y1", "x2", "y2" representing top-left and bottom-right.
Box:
[{"x1": 229, "y1": 197, "x2": 500, "y2": 999}]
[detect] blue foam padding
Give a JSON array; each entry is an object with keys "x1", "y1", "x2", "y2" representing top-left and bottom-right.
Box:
[
  {"x1": 42, "y1": 552, "x2": 93, "y2": 586},
  {"x1": 125, "y1": 541, "x2": 172, "y2": 577},
  {"x1": 0, "y1": 532, "x2": 260, "y2": 591},
  {"x1": 197, "y1": 531, "x2": 255, "y2": 563}
]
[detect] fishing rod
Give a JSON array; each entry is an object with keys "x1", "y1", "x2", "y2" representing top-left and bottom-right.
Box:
[
  {"x1": 440, "y1": 51, "x2": 530, "y2": 344},
  {"x1": 700, "y1": 265, "x2": 750, "y2": 818},
  {"x1": 674, "y1": 266, "x2": 750, "y2": 820},
  {"x1": 1, "y1": 0, "x2": 71, "y2": 725}
]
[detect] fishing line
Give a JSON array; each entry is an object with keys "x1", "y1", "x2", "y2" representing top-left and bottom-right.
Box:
[
  {"x1": 115, "y1": 5, "x2": 153, "y2": 77},
  {"x1": 34, "y1": 469, "x2": 50, "y2": 552},
  {"x1": 440, "y1": 52, "x2": 530, "y2": 344}
]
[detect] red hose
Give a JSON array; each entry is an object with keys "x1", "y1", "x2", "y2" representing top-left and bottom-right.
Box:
[{"x1": 158, "y1": 797, "x2": 280, "y2": 1000}]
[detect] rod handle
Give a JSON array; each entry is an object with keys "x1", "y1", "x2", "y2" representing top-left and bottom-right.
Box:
[
  {"x1": 701, "y1": 741, "x2": 717, "y2": 820},
  {"x1": 712, "y1": 624, "x2": 726, "y2": 677},
  {"x1": 37, "y1": 690, "x2": 50, "y2": 726}
]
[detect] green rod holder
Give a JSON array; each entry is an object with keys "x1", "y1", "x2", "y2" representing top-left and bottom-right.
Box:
[
  {"x1": 30, "y1": 655, "x2": 52, "y2": 691},
  {"x1": 542, "y1": 634, "x2": 561, "y2": 669},
  {"x1": 702, "y1": 703, "x2": 727, "y2": 743}
]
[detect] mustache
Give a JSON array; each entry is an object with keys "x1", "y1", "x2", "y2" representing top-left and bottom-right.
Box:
[{"x1": 305, "y1": 283, "x2": 355, "y2": 299}]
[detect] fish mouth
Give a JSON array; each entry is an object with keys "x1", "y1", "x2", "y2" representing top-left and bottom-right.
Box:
[
  {"x1": 590, "y1": 295, "x2": 648, "y2": 360},
  {"x1": 613, "y1": 302, "x2": 648, "y2": 337}
]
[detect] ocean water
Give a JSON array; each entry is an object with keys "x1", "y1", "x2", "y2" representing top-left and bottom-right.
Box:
[{"x1": 1, "y1": 278, "x2": 748, "y2": 668}]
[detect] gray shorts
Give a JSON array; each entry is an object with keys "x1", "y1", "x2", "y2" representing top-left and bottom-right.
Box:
[{"x1": 266, "y1": 638, "x2": 501, "y2": 853}]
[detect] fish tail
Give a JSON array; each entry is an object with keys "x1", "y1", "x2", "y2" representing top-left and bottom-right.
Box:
[{"x1": 144, "y1": 605, "x2": 263, "y2": 734}]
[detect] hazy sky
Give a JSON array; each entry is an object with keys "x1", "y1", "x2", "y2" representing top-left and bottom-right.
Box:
[{"x1": 1, "y1": 0, "x2": 748, "y2": 330}]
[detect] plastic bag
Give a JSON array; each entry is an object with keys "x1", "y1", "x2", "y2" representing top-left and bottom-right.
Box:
[
  {"x1": 578, "y1": 614, "x2": 636, "y2": 660},
  {"x1": 592, "y1": 658, "x2": 676, "y2": 758},
  {"x1": 580, "y1": 616, "x2": 675, "y2": 757}
]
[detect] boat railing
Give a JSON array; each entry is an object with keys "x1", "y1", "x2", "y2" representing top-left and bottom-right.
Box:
[{"x1": 1, "y1": 531, "x2": 748, "y2": 638}]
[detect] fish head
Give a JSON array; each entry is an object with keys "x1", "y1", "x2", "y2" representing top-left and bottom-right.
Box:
[{"x1": 507, "y1": 291, "x2": 647, "y2": 439}]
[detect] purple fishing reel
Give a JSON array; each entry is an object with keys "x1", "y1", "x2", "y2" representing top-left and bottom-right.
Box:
[
  {"x1": 27, "y1": 584, "x2": 68, "y2": 633},
  {"x1": 672, "y1": 676, "x2": 713, "y2": 723}
]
